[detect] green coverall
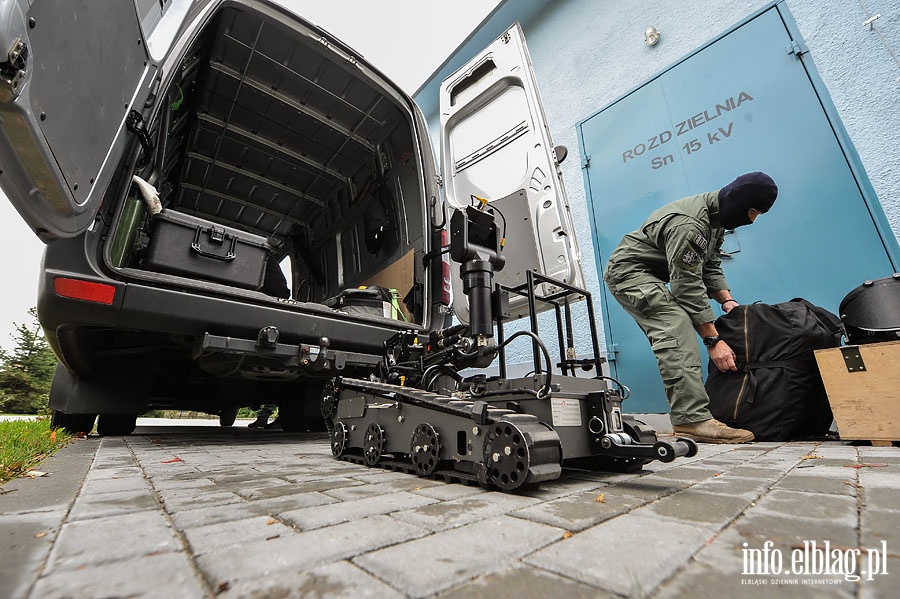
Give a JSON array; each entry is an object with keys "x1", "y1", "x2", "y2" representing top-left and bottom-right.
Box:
[{"x1": 604, "y1": 191, "x2": 728, "y2": 425}]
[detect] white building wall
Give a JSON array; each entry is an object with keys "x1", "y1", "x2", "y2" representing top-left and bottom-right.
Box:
[{"x1": 420, "y1": 0, "x2": 900, "y2": 361}]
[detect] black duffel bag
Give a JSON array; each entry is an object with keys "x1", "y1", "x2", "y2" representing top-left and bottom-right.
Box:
[{"x1": 706, "y1": 299, "x2": 843, "y2": 441}]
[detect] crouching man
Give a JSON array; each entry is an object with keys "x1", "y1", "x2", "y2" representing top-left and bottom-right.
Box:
[{"x1": 603, "y1": 172, "x2": 778, "y2": 443}]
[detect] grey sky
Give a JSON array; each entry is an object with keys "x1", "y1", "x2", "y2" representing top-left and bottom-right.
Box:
[{"x1": 0, "y1": 0, "x2": 501, "y2": 350}]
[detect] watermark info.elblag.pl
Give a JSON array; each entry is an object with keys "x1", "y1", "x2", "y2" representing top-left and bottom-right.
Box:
[{"x1": 741, "y1": 540, "x2": 890, "y2": 585}]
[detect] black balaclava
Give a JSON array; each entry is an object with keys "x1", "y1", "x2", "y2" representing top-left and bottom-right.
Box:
[{"x1": 717, "y1": 172, "x2": 778, "y2": 229}]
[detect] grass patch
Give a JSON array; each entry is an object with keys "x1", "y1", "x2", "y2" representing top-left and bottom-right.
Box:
[{"x1": 0, "y1": 418, "x2": 73, "y2": 484}]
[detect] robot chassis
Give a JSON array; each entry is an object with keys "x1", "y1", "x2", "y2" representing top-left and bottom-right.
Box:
[{"x1": 321, "y1": 205, "x2": 698, "y2": 492}]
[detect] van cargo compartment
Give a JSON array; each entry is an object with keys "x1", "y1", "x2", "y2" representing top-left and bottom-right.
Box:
[{"x1": 145, "y1": 209, "x2": 272, "y2": 290}]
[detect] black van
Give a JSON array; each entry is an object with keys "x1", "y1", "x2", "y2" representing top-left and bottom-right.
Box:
[{"x1": 0, "y1": 1, "x2": 582, "y2": 434}]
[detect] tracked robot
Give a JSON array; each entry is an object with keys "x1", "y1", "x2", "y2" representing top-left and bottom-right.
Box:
[{"x1": 321, "y1": 204, "x2": 697, "y2": 491}]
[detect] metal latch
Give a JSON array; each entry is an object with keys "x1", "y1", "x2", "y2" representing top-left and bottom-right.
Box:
[
  {"x1": 210, "y1": 225, "x2": 225, "y2": 243},
  {"x1": 840, "y1": 346, "x2": 866, "y2": 373}
]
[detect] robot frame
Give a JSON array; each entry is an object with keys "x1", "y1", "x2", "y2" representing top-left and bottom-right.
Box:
[{"x1": 321, "y1": 202, "x2": 697, "y2": 492}]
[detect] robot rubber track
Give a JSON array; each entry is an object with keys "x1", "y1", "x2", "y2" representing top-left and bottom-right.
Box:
[{"x1": 322, "y1": 377, "x2": 698, "y2": 492}]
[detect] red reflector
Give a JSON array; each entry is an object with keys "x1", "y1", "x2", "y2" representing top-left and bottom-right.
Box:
[
  {"x1": 441, "y1": 262, "x2": 452, "y2": 305},
  {"x1": 53, "y1": 278, "x2": 116, "y2": 305}
]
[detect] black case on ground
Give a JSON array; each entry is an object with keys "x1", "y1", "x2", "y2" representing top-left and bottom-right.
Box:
[
  {"x1": 839, "y1": 273, "x2": 900, "y2": 344},
  {"x1": 145, "y1": 209, "x2": 272, "y2": 290}
]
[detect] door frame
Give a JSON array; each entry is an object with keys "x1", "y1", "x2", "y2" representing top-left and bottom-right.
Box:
[
  {"x1": 576, "y1": 0, "x2": 900, "y2": 321},
  {"x1": 575, "y1": 0, "x2": 900, "y2": 407}
]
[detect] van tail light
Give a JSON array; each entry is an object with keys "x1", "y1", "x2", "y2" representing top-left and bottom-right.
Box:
[
  {"x1": 53, "y1": 277, "x2": 116, "y2": 305},
  {"x1": 440, "y1": 230, "x2": 452, "y2": 306}
]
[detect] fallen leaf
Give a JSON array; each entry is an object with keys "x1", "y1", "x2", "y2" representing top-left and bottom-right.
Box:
[
  {"x1": 161, "y1": 457, "x2": 183, "y2": 464},
  {"x1": 843, "y1": 481, "x2": 862, "y2": 489},
  {"x1": 800, "y1": 454, "x2": 823, "y2": 460},
  {"x1": 594, "y1": 494, "x2": 605, "y2": 503},
  {"x1": 844, "y1": 463, "x2": 887, "y2": 469},
  {"x1": 216, "y1": 582, "x2": 230, "y2": 594},
  {"x1": 266, "y1": 518, "x2": 277, "y2": 525},
  {"x1": 49, "y1": 430, "x2": 57, "y2": 443},
  {"x1": 35, "y1": 532, "x2": 47, "y2": 539},
  {"x1": 562, "y1": 531, "x2": 574, "y2": 539},
  {"x1": 27, "y1": 471, "x2": 49, "y2": 478},
  {"x1": 75, "y1": 432, "x2": 87, "y2": 439}
]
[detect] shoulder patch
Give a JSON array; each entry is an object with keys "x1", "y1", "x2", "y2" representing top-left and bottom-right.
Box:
[
  {"x1": 681, "y1": 248, "x2": 700, "y2": 267},
  {"x1": 690, "y1": 232, "x2": 709, "y2": 252}
]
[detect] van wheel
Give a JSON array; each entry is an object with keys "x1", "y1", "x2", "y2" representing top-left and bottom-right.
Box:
[
  {"x1": 219, "y1": 407, "x2": 238, "y2": 427},
  {"x1": 50, "y1": 410, "x2": 97, "y2": 435},
  {"x1": 97, "y1": 414, "x2": 138, "y2": 436}
]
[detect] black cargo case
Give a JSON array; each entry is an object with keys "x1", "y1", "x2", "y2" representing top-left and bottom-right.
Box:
[
  {"x1": 839, "y1": 273, "x2": 900, "y2": 344},
  {"x1": 145, "y1": 209, "x2": 272, "y2": 290}
]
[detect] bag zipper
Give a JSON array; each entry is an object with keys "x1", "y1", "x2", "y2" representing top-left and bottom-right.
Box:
[{"x1": 732, "y1": 306, "x2": 750, "y2": 421}]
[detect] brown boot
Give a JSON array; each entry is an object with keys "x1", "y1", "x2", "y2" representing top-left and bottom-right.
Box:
[{"x1": 673, "y1": 418, "x2": 754, "y2": 443}]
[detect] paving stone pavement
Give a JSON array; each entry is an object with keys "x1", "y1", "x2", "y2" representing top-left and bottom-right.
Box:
[{"x1": 1, "y1": 423, "x2": 898, "y2": 598}]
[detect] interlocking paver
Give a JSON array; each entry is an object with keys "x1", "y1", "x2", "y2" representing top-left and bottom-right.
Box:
[
  {"x1": 355, "y1": 515, "x2": 563, "y2": 597},
  {"x1": 390, "y1": 492, "x2": 539, "y2": 532},
  {"x1": 512, "y1": 487, "x2": 645, "y2": 531},
  {"x1": 322, "y1": 477, "x2": 442, "y2": 500},
  {"x1": 524, "y1": 513, "x2": 714, "y2": 596},
  {"x1": 730, "y1": 511, "x2": 858, "y2": 556},
  {"x1": 235, "y1": 477, "x2": 363, "y2": 500},
  {"x1": 66, "y1": 488, "x2": 161, "y2": 521},
  {"x1": 774, "y1": 473, "x2": 857, "y2": 496},
  {"x1": 183, "y1": 514, "x2": 295, "y2": 552},
  {"x1": 32, "y1": 552, "x2": 208, "y2": 599},
  {"x1": 752, "y1": 488, "x2": 857, "y2": 524},
  {"x1": 79, "y1": 473, "x2": 151, "y2": 495},
  {"x1": 689, "y1": 473, "x2": 773, "y2": 497},
  {"x1": 0, "y1": 511, "x2": 65, "y2": 599},
  {"x1": 435, "y1": 564, "x2": 617, "y2": 598},
  {"x1": 195, "y1": 515, "x2": 428, "y2": 585},
  {"x1": 632, "y1": 489, "x2": 753, "y2": 529},
  {"x1": 280, "y1": 491, "x2": 437, "y2": 530},
  {"x1": 3, "y1": 425, "x2": 898, "y2": 599},
  {"x1": 218, "y1": 560, "x2": 406, "y2": 599},
  {"x1": 47, "y1": 510, "x2": 181, "y2": 570}
]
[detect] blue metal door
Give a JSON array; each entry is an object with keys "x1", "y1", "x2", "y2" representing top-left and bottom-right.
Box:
[{"x1": 579, "y1": 6, "x2": 899, "y2": 413}]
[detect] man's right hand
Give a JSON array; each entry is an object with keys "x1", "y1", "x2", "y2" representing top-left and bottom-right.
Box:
[{"x1": 708, "y1": 340, "x2": 738, "y2": 372}]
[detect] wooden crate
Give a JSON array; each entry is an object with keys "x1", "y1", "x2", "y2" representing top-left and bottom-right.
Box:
[{"x1": 814, "y1": 340, "x2": 900, "y2": 443}]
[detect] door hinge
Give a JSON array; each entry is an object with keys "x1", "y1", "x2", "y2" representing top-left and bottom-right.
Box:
[
  {"x1": 605, "y1": 343, "x2": 620, "y2": 362},
  {"x1": 787, "y1": 40, "x2": 808, "y2": 57},
  {"x1": 840, "y1": 346, "x2": 866, "y2": 373},
  {"x1": 0, "y1": 38, "x2": 28, "y2": 99},
  {"x1": 581, "y1": 154, "x2": 591, "y2": 169}
]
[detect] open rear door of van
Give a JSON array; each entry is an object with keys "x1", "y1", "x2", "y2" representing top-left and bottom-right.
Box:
[
  {"x1": 439, "y1": 22, "x2": 584, "y2": 323},
  {"x1": 0, "y1": 0, "x2": 201, "y2": 240}
]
